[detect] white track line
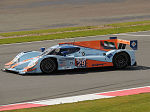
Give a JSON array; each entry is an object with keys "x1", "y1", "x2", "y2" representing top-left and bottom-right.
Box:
[
  {"x1": 1, "y1": 30, "x2": 150, "y2": 46},
  {"x1": 0, "y1": 35, "x2": 107, "y2": 46},
  {"x1": 29, "y1": 94, "x2": 113, "y2": 105},
  {"x1": 114, "y1": 34, "x2": 150, "y2": 36},
  {"x1": 1, "y1": 85, "x2": 150, "y2": 112}
]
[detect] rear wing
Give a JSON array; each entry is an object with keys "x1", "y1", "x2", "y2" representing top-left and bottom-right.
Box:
[{"x1": 109, "y1": 37, "x2": 138, "y2": 50}]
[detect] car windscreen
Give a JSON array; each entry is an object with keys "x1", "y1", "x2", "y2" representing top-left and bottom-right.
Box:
[
  {"x1": 60, "y1": 47, "x2": 80, "y2": 55},
  {"x1": 40, "y1": 48, "x2": 54, "y2": 56},
  {"x1": 47, "y1": 47, "x2": 80, "y2": 55},
  {"x1": 41, "y1": 46, "x2": 80, "y2": 56}
]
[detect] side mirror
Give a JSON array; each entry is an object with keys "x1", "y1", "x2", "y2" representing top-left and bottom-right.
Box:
[
  {"x1": 40, "y1": 47, "x2": 45, "y2": 52},
  {"x1": 61, "y1": 51, "x2": 69, "y2": 56}
]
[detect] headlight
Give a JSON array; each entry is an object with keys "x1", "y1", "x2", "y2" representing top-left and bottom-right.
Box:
[
  {"x1": 24, "y1": 60, "x2": 38, "y2": 72},
  {"x1": 28, "y1": 60, "x2": 38, "y2": 67}
]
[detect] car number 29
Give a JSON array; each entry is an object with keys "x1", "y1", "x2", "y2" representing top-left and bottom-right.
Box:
[{"x1": 76, "y1": 58, "x2": 86, "y2": 67}]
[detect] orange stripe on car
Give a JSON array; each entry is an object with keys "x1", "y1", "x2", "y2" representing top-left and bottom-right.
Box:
[
  {"x1": 11, "y1": 63, "x2": 20, "y2": 68},
  {"x1": 23, "y1": 62, "x2": 38, "y2": 72},
  {"x1": 5, "y1": 61, "x2": 13, "y2": 66},
  {"x1": 60, "y1": 40, "x2": 101, "y2": 50},
  {"x1": 23, "y1": 68, "x2": 37, "y2": 72},
  {"x1": 22, "y1": 56, "x2": 39, "y2": 63},
  {"x1": 117, "y1": 39, "x2": 130, "y2": 45},
  {"x1": 86, "y1": 59, "x2": 113, "y2": 68},
  {"x1": 10, "y1": 56, "x2": 39, "y2": 68}
]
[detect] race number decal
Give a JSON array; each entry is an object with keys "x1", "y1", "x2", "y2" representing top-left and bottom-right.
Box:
[{"x1": 76, "y1": 58, "x2": 86, "y2": 67}]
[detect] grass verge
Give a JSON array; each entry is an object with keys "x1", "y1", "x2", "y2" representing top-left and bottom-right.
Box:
[
  {"x1": 2, "y1": 93, "x2": 150, "y2": 112},
  {"x1": 0, "y1": 20, "x2": 150, "y2": 44},
  {"x1": 0, "y1": 26, "x2": 98, "y2": 37}
]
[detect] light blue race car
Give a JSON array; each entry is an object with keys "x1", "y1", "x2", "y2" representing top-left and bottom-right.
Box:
[{"x1": 2, "y1": 37, "x2": 137, "y2": 75}]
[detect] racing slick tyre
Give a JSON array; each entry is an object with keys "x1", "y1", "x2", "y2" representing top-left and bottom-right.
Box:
[
  {"x1": 133, "y1": 61, "x2": 137, "y2": 66},
  {"x1": 40, "y1": 58, "x2": 57, "y2": 74},
  {"x1": 113, "y1": 52, "x2": 130, "y2": 69}
]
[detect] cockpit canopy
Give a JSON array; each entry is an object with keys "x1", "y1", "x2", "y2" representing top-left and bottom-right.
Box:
[{"x1": 41, "y1": 45, "x2": 80, "y2": 56}]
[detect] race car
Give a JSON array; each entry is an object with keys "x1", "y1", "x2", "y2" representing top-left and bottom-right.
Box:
[{"x1": 2, "y1": 37, "x2": 137, "y2": 75}]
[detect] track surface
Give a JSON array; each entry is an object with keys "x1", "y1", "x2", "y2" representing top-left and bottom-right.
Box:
[
  {"x1": 0, "y1": 31, "x2": 150, "y2": 105},
  {"x1": 1, "y1": 0, "x2": 150, "y2": 32}
]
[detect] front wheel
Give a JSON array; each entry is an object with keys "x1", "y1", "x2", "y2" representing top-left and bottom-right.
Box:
[
  {"x1": 113, "y1": 52, "x2": 130, "y2": 69},
  {"x1": 40, "y1": 58, "x2": 57, "y2": 74}
]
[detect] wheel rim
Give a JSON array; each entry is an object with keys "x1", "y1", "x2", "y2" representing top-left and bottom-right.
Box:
[
  {"x1": 41, "y1": 59, "x2": 56, "y2": 73},
  {"x1": 114, "y1": 54, "x2": 128, "y2": 68}
]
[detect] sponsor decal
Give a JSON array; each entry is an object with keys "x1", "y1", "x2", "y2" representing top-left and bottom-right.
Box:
[
  {"x1": 82, "y1": 52, "x2": 85, "y2": 56},
  {"x1": 65, "y1": 58, "x2": 74, "y2": 60},
  {"x1": 59, "y1": 58, "x2": 74, "y2": 61},
  {"x1": 76, "y1": 58, "x2": 86, "y2": 67},
  {"x1": 131, "y1": 42, "x2": 136, "y2": 47},
  {"x1": 66, "y1": 66, "x2": 72, "y2": 69},
  {"x1": 130, "y1": 40, "x2": 138, "y2": 50},
  {"x1": 60, "y1": 64, "x2": 66, "y2": 67},
  {"x1": 70, "y1": 61, "x2": 74, "y2": 65},
  {"x1": 107, "y1": 53, "x2": 113, "y2": 58},
  {"x1": 59, "y1": 59, "x2": 66, "y2": 61},
  {"x1": 59, "y1": 58, "x2": 74, "y2": 67},
  {"x1": 86, "y1": 53, "x2": 99, "y2": 56},
  {"x1": 59, "y1": 60, "x2": 66, "y2": 67},
  {"x1": 92, "y1": 64, "x2": 104, "y2": 66}
]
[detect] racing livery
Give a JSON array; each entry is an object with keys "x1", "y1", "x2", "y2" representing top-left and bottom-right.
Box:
[{"x1": 2, "y1": 37, "x2": 137, "y2": 75}]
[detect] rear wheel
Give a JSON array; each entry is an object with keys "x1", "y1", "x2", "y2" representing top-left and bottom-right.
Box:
[
  {"x1": 40, "y1": 58, "x2": 57, "y2": 74},
  {"x1": 113, "y1": 52, "x2": 130, "y2": 69},
  {"x1": 133, "y1": 61, "x2": 137, "y2": 66}
]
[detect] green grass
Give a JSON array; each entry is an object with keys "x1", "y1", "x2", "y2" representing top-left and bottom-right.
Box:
[
  {"x1": 0, "y1": 26, "x2": 98, "y2": 37},
  {"x1": 0, "y1": 24, "x2": 150, "y2": 44},
  {"x1": 0, "y1": 20, "x2": 150, "y2": 44},
  {"x1": 1, "y1": 20, "x2": 150, "y2": 37},
  {"x1": 2, "y1": 93, "x2": 150, "y2": 112},
  {"x1": 108, "y1": 20, "x2": 150, "y2": 27}
]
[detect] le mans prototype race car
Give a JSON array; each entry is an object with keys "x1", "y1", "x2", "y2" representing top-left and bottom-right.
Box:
[{"x1": 3, "y1": 37, "x2": 137, "y2": 75}]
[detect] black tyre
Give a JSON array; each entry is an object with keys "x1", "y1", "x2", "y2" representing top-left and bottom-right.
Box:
[
  {"x1": 113, "y1": 52, "x2": 130, "y2": 69},
  {"x1": 40, "y1": 58, "x2": 57, "y2": 74},
  {"x1": 133, "y1": 61, "x2": 137, "y2": 66}
]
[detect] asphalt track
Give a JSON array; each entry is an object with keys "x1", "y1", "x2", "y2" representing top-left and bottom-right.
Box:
[
  {"x1": 0, "y1": 31, "x2": 150, "y2": 105},
  {"x1": 1, "y1": 0, "x2": 150, "y2": 32}
]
